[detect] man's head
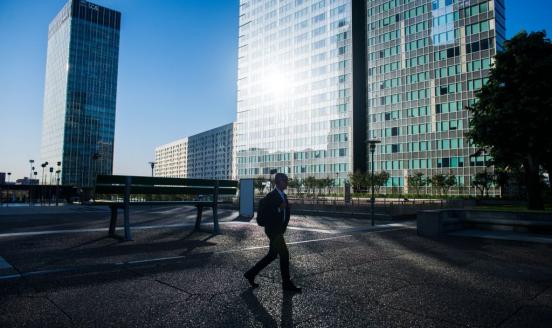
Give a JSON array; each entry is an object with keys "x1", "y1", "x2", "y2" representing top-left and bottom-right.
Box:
[{"x1": 274, "y1": 173, "x2": 288, "y2": 191}]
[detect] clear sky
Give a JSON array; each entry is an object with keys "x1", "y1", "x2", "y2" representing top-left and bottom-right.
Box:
[{"x1": 0, "y1": 0, "x2": 551, "y2": 180}]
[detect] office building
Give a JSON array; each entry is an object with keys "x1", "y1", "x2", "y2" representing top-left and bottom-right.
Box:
[
  {"x1": 155, "y1": 123, "x2": 236, "y2": 180},
  {"x1": 236, "y1": 0, "x2": 504, "y2": 194},
  {"x1": 236, "y1": 0, "x2": 356, "y2": 186},
  {"x1": 367, "y1": 0, "x2": 504, "y2": 192},
  {"x1": 154, "y1": 138, "x2": 188, "y2": 178},
  {"x1": 40, "y1": 0, "x2": 121, "y2": 187}
]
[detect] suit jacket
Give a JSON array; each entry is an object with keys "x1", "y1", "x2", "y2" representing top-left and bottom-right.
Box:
[{"x1": 263, "y1": 189, "x2": 291, "y2": 236}]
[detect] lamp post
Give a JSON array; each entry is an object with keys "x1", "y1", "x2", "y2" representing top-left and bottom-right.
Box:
[
  {"x1": 367, "y1": 139, "x2": 381, "y2": 226},
  {"x1": 334, "y1": 172, "x2": 338, "y2": 204},
  {"x1": 41, "y1": 162, "x2": 48, "y2": 185},
  {"x1": 48, "y1": 167, "x2": 54, "y2": 205},
  {"x1": 29, "y1": 159, "x2": 34, "y2": 183},
  {"x1": 7, "y1": 172, "x2": 11, "y2": 206},
  {"x1": 56, "y1": 162, "x2": 61, "y2": 185},
  {"x1": 55, "y1": 169, "x2": 61, "y2": 206},
  {"x1": 149, "y1": 162, "x2": 156, "y2": 177}
]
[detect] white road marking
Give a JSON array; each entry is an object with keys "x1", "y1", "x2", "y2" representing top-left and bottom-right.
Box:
[
  {"x1": 0, "y1": 220, "x2": 413, "y2": 238},
  {"x1": 0, "y1": 225, "x2": 412, "y2": 281}
]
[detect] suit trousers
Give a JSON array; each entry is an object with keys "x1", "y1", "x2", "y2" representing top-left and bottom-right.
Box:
[{"x1": 247, "y1": 233, "x2": 290, "y2": 283}]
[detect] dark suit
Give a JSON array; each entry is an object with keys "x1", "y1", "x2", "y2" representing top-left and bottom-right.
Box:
[{"x1": 246, "y1": 189, "x2": 292, "y2": 283}]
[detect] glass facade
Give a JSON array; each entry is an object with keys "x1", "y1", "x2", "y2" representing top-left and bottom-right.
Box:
[
  {"x1": 367, "y1": 0, "x2": 505, "y2": 193},
  {"x1": 236, "y1": 0, "x2": 355, "y2": 185},
  {"x1": 40, "y1": 0, "x2": 121, "y2": 187},
  {"x1": 237, "y1": 0, "x2": 505, "y2": 194}
]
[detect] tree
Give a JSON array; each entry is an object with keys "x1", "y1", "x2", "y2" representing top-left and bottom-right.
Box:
[
  {"x1": 494, "y1": 167, "x2": 510, "y2": 198},
  {"x1": 431, "y1": 172, "x2": 456, "y2": 196},
  {"x1": 348, "y1": 170, "x2": 366, "y2": 192},
  {"x1": 288, "y1": 178, "x2": 302, "y2": 194},
  {"x1": 254, "y1": 177, "x2": 265, "y2": 195},
  {"x1": 472, "y1": 171, "x2": 495, "y2": 197},
  {"x1": 467, "y1": 31, "x2": 552, "y2": 209},
  {"x1": 371, "y1": 171, "x2": 390, "y2": 194},
  {"x1": 321, "y1": 177, "x2": 335, "y2": 195},
  {"x1": 314, "y1": 178, "x2": 326, "y2": 195},
  {"x1": 303, "y1": 176, "x2": 317, "y2": 195},
  {"x1": 407, "y1": 172, "x2": 427, "y2": 196}
]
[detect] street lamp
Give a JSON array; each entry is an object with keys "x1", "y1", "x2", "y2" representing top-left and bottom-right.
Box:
[
  {"x1": 334, "y1": 172, "x2": 338, "y2": 204},
  {"x1": 149, "y1": 162, "x2": 156, "y2": 177},
  {"x1": 367, "y1": 139, "x2": 381, "y2": 226},
  {"x1": 6, "y1": 172, "x2": 12, "y2": 206},
  {"x1": 56, "y1": 162, "x2": 61, "y2": 184},
  {"x1": 55, "y1": 169, "x2": 61, "y2": 206},
  {"x1": 41, "y1": 162, "x2": 48, "y2": 185},
  {"x1": 29, "y1": 159, "x2": 34, "y2": 182}
]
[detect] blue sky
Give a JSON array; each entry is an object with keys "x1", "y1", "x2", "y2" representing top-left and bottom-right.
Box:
[{"x1": 0, "y1": 0, "x2": 551, "y2": 180}]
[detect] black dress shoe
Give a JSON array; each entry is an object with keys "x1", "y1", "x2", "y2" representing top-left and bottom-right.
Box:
[
  {"x1": 244, "y1": 272, "x2": 259, "y2": 288},
  {"x1": 282, "y1": 282, "x2": 302, "y2": 293}
]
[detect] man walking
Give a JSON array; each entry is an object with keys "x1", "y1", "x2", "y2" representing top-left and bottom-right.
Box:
[{"x1": 244, "y1": 173, "x2": 302, "y2": 293}]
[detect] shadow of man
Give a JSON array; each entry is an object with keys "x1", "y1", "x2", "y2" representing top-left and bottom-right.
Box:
[
  {"x1": 240, "y1": 289, "x2": 295, "y2": 328},
  {"x1": 281, "y1": 291, "x2": 294, "y2": 328}
]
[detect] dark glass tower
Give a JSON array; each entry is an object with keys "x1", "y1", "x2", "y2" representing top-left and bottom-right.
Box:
[{"x1": 40, "y1": 0, "x2": 121, "y2": 187}]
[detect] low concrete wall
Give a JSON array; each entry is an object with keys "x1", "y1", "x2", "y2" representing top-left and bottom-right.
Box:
[{"x1": 417, "y1": 209, "x2": 552, "y2": 237}]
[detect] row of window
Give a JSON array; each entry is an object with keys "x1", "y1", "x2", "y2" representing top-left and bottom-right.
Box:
[
  {"x1": 370, "y1": 35, "x2": 493, "y2": 60},
  {"x1": 467, "y1": 77, "x2": 489, "y2": 91},
  {"x1": 369, "y1": 14, "x2": 400, "y2": 31},
  {"x1": 369, "y1": 104, "x2": 442, "y2": 122},
  {"x1": 466, "y1": 20, "x2": 491, "y2": 36},
  {"x1": 373, "y1": 79, "x2": 485, "y2": 107},
  {"x1": 238, "y1": 163, "x2": 348, "y2": 176}
]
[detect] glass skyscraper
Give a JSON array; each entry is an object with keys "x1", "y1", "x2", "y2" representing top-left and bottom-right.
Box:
[
  {"x1": 236, "y1": 0, "x2": 504, "y2": 194},
  {"x1": 367, "y1": 0, "x2": 505, "y2": 193},
  {"x1": 237, "y1": 0, "x2": 357, "y2": 186},
  {"x1": 40, "y1": 0, "x2": 121, "y2": 187}
]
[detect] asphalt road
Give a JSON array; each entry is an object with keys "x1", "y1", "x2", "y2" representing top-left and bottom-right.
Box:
[{"x1": 0, "y1": 205, "x2": 551, "y2": 327}]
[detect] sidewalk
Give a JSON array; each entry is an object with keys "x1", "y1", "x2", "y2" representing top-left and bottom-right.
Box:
[{"x1": 0, "y1": 206, "x2": 551, "y2": 327}]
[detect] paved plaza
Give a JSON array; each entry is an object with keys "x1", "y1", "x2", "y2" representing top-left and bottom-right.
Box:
[{"x1": 0, "y1": 205, "x2": 551, "y2": 327}]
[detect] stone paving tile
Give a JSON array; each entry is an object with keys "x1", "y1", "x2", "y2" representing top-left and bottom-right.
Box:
[
  {"x1": 127, "y1": 259, "x2": 253, "y2": 297},
  {"x1": 499, "y1": 304, "x2": 552, "y2": 328},
  {"x1": 379, "y1": 284, "x2": 520, "y2": 327},
  {"x1": 534, "y1": 286, "x2": 552, "y2": 307},
  {"x1": 294, "y1": 307, "x2": 453, "y2": 328},
  {"x1": 0, "y1": 294, "x2": 73, "y2": 327},
  {"x1": 24, "y1": 269, "x2": 196, "y2": 328},
  {"x1": 209, "y1": 283, "x2": 363, "y2": 327},
  {"x1": 463, "y1": 258, "x2": 552, "y2": 284},
  {"x1": 296, "y1": 268, "x2": 409, "y2": 303}
]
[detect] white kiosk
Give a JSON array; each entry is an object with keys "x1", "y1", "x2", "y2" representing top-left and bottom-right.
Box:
[{"x1": 239, "y1": 179, "x2": 255, "y2": 219}]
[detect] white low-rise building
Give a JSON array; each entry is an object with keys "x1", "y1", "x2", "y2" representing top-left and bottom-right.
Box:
[
  {"x1": 154, "y1": 123, "x2": 236, "y2": 180},
  {"x1": 154, "y1": 138, "x2": 188, "y2": 178}
]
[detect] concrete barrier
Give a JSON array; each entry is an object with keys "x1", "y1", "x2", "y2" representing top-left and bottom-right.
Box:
[{"x1": 417, "y1": 209, "x2": 552, "y2": 237}]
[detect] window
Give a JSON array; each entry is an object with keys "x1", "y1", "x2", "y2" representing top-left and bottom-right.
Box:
[{"x1": 467, "y1": 37, "x2": 494, "y2": 54}]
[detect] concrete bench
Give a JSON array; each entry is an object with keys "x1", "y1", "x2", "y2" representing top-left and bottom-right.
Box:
[
  {"x1": 417, "y1": 209, "x2": 552, "y2": 237},
  {"x1": 92, "y1": 175, "x2": 238, "y2": 240}
]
